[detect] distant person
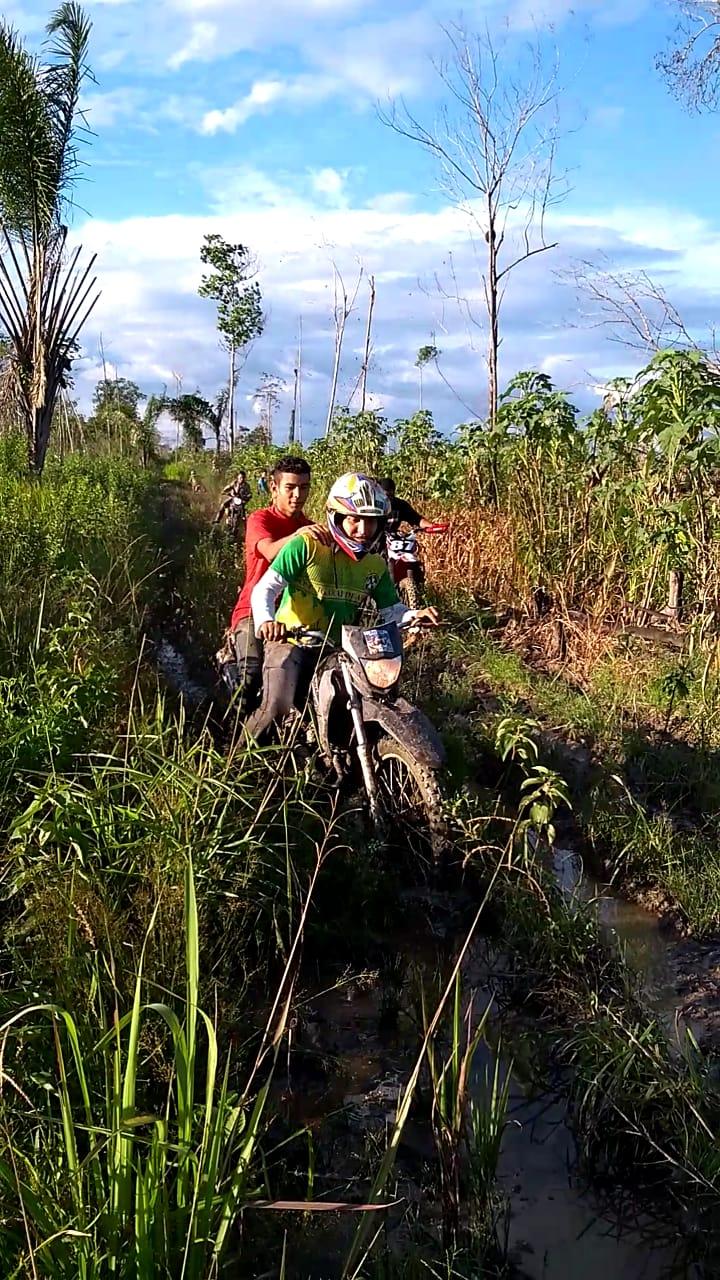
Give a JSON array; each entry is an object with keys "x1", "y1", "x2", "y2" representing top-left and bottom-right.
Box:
[
  {"x1": 257, "y1": 471, "x2": 269, "y2": 497},
  {"x1": 213, "y1": 470, "x2": 252, "y2": 524},
  {"x1": 220, "y1": 457, "x2": 329, "y2": 712},
  {"x1": 377, "y1": 477, "x2": 435, "y2": 535}
]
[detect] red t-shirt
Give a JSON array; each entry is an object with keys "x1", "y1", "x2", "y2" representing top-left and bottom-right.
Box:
[{"x1": 230, "y1": 506, "x2": 310, "y2": 629}]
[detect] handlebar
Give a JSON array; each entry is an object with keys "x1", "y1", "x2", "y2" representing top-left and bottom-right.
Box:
[{"x1": 421, "y1": 522, "x2": 448, "y2": 534}]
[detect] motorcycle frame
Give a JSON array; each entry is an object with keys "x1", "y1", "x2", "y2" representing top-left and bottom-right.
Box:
[{"x1": 311, "y1": 645, "x2": 445, "y2": 809}]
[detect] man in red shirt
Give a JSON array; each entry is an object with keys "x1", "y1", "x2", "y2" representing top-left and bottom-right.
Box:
[{"x1": 224, "y1": 455, "x2": 328, "y2": 712}]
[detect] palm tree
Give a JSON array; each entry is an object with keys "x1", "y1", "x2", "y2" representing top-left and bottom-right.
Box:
[{"x1": 0, "y1": 3, "x2": 99, "y2": 474}]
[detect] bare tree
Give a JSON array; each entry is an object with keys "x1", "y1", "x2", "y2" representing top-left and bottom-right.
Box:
[
  {"x1": 382, "y1": 23, "x2": 565, "y2": 428},
  {"x1": 359, "y1": 275, "x2": 376, "y2": 413},
  {"x1": 253, "y1": 372, "x2": 284, "y2": 445},
  {"x1": 564, "y1": 256, "x2": 695, "y2": 353},
  {"x1": 658, "y1": 2, "x2": 720, "y2": 109},
  {"x1": 325, "y1": 261, "x2": 364, "y2": 437}
]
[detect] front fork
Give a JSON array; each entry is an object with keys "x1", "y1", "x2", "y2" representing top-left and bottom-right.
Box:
[{"x1": 340, "y1": 661, "x2": 382, "y2": 825}]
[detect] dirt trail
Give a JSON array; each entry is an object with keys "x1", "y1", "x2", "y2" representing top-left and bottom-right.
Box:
[{"x1": 144, "y1": 479, "x2": 225, "y2": 710}]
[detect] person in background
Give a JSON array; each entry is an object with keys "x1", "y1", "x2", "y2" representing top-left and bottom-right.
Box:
[
  {"x1": 213, "y1": 470, "x2": 252, "y2": 524},
  {"x1": 221, "y1": 456, "x2": 329, "y2": 713},
  {"x1": 377, "y1": 477, "x2": 436, "y2": 535},
  {"x1": 257, "y1": 471, "x2": 269, "y2": 497}
]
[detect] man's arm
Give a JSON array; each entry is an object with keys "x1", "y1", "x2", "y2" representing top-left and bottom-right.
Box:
[
  {"x1": 371, "y1": 565, "x2": 439, "y2": 628},
  {"x1": 251, "y1": 567, "x2": 289, "y2": 641},
  {"x1": 251, "y1": 536, "x2": 311, "y2": 639},
  {"x1": 256, "y1": 522, "x2": 331, "y2": 562},
  {"x1": 246, "y1": 510, "x2": 291, "y2": 563},
  {"x1": 256, "y1": 531, "x2": 302, "y2": 561},
  {"x1": 395, "y1": 497, "x2": 430, "y2": 529}
]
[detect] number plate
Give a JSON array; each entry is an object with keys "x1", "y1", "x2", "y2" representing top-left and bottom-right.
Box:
[{"x1": 363, "y1": 627, "x2": 396, "y2": 656}]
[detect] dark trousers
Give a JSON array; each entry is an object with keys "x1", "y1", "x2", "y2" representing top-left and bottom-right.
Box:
[
  {"x1": 244, "y1": 641, "x2": 317, "y2": 743},
  {"x1": 230, "y1": 616, "x2": 263, "y2": 713}
]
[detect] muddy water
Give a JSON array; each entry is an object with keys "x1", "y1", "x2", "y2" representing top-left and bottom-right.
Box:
[
  {"x1": 498, "y1": 1088, "x2": 681, "y2": 1278},
  {"x1": 301, "y1": 937, "x2": 691, "y2": 1279},
  {"x1": 154, "y1": 638, "x2": 210, "y2": 707},
  {"x1": 493, "y1": 1053, "x2": 686, "y2": 1279},
  {"x1": 553, "y1": 847, "x2": 693, "y2": 1035}
]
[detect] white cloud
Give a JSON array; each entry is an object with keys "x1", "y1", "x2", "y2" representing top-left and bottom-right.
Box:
[
  {"x1": 311, "y1": 167, "x2": 349, "y2": 206},
  {"x1": 199, "y1": 74, "x2": 336, "y2": 134},
  {"x1": 69, "y1": 170, "x2": 720, "y2": 436},
  {"x1": 80, "y1": 87, "x2": 148, "y2": 129},
  {"x1": 167, "y1": 20, "x2": 217, "y2": 69}
]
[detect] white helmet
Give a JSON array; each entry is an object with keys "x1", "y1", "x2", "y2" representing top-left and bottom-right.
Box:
[{"x1": 326, "y1": 472, "x2": 390, "y2": 559}]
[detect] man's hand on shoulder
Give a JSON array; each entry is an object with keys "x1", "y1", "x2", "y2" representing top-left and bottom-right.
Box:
[
  {"x1": 257, "y1": 621, "x2": 287, "y2": 642},
  {"x1": 305, "y1": 522, "x2": 332, "y2": 546}
]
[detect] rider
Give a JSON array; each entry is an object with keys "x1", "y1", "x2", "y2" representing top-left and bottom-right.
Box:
[
  {"x1": 213, "y1": 469, "x2": 252, "y2": 524},
  {"x1": 377, "y1": 477, "x2": 436, "y2": 535},
  {"x1": 223, "y1": 456, "x2": 328, "y2": 712},
  {"x1": 246, "y1": 473, "x2": 439, "y2": 741}
]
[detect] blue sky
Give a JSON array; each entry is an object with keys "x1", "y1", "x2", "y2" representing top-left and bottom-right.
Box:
[{"x1": 9, "y1": 0, "x2": 720, "y2": 440}]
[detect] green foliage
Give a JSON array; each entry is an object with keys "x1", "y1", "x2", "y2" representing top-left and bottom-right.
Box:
[
  {"x1": 0, "y1": 861, "x2": 271, "y2": 1279},
  {"x1": 416, "y1": 344, "x2": 440, "y2": 367},
  {"x1": 198, "y1": 233, "x2": 264, "y2": 355},
  {"x1": 495, "y1": 370, "x2": 578, "y2": 444},
  {"x1": 165, "y1": 392, "x2": 211, "y2": 451},
  {"x1": 0, "y1": 3, "x2": 92, "y2": 238},
  {"x1": 633, "y1": 348, "x2": 720, "y2": 462}
]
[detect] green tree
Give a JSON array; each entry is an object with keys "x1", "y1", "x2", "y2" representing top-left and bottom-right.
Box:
[
  {"x1": 86, "y1": 377, "x2": 142, "y2": 453},
  {"x1": 0, "y1": 4, "x2": 99, "y2": 473},
  {"x1": 135, "y1": 393, "x2": 162, "y2": 467},
  {"x1": 198, "y1": 234, "x2": 263, "y2": 453},
  {"x1": 166, "y1": 392, "x2": 211, "y2": 451},
  {"x1": 415, "y1": 344, "x2": 439, "y2": 410}
]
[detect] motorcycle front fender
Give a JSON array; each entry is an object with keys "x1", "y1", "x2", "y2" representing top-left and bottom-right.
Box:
[
  {"x1": 312, "y1": 662, "x2": 340, "y2": 760},
  {"x1": 361, "y1": 695, "x2": 445, "y2": 769}
]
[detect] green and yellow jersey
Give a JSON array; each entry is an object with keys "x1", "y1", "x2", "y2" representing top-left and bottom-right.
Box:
[{"x1": 251, "y1": 532, "x2": 405, "y2": 642}]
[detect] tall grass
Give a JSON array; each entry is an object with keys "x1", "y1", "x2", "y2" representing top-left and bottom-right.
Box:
[{"x1": 0, "y1": 859, "x2": 281, "y2": 1278}]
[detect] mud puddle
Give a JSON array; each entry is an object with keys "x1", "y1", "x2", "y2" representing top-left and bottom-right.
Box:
[
  {"x1": 495, "y1": 1060, "x2": 687, "y2": 1279},
  {"x1": 289, "y1": 911, "x2": 691, "y2": 1279},
  {"x1": 154, "y1": 637, "x2": 211, "y2": 707},
  {"x1": 553, "y1": 847, "x2": 707, "y2": 1044}
]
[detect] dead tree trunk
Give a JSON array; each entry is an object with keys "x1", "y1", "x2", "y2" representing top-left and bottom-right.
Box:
[
  {"x1": 227, "y1": 340, "x2": 236, "y2": 453},
  {"x1": 359, "y1": 275, "x2": 376, "y2": 413},
  {"x1": 665, "y1": 569, "x2": 684, "y2": 621},
  {"x1": 486, "y1": 213, "x2": 500, "y2": 430},
  {"x1": 325, "y1": 263, "x2": 363, "y2": 438}
]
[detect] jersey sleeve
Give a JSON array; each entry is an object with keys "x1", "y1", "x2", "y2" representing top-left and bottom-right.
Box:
[
  {"x1": 271, "y1": 532, "x2": 311, "y2": 585},
  {"x1": 250, "y1": 537, "x2": 312, "y2": 633},
  {"x1": 371, "y1": 564, "x2": 399, "y2": 610}
]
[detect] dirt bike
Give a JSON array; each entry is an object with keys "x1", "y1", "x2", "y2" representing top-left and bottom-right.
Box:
[
  {"x1": 286, "y1": 620, "x2": 447, "y2": 860},
  {"x1": 386, "y1": 523, "x2": 448, "y2": 609},
  {"x1": 223, "y1": 495, "x2": 248, "y2": 539}
]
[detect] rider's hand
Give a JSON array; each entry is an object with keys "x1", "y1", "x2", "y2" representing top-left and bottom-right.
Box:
[
  {"x1": 305, "y1": 523, "x2": 332, "y2": 546},
  {"x1": 413, "y1": 606, "x2": 440, "y2": 627},
  {"x1": 258, "y1": 620, "x2": 287, "y2": 642}
]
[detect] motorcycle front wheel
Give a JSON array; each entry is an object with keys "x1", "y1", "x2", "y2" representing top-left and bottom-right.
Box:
[{"x1": 374, "y1": 735, "x2": 447, "y2": 863}]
